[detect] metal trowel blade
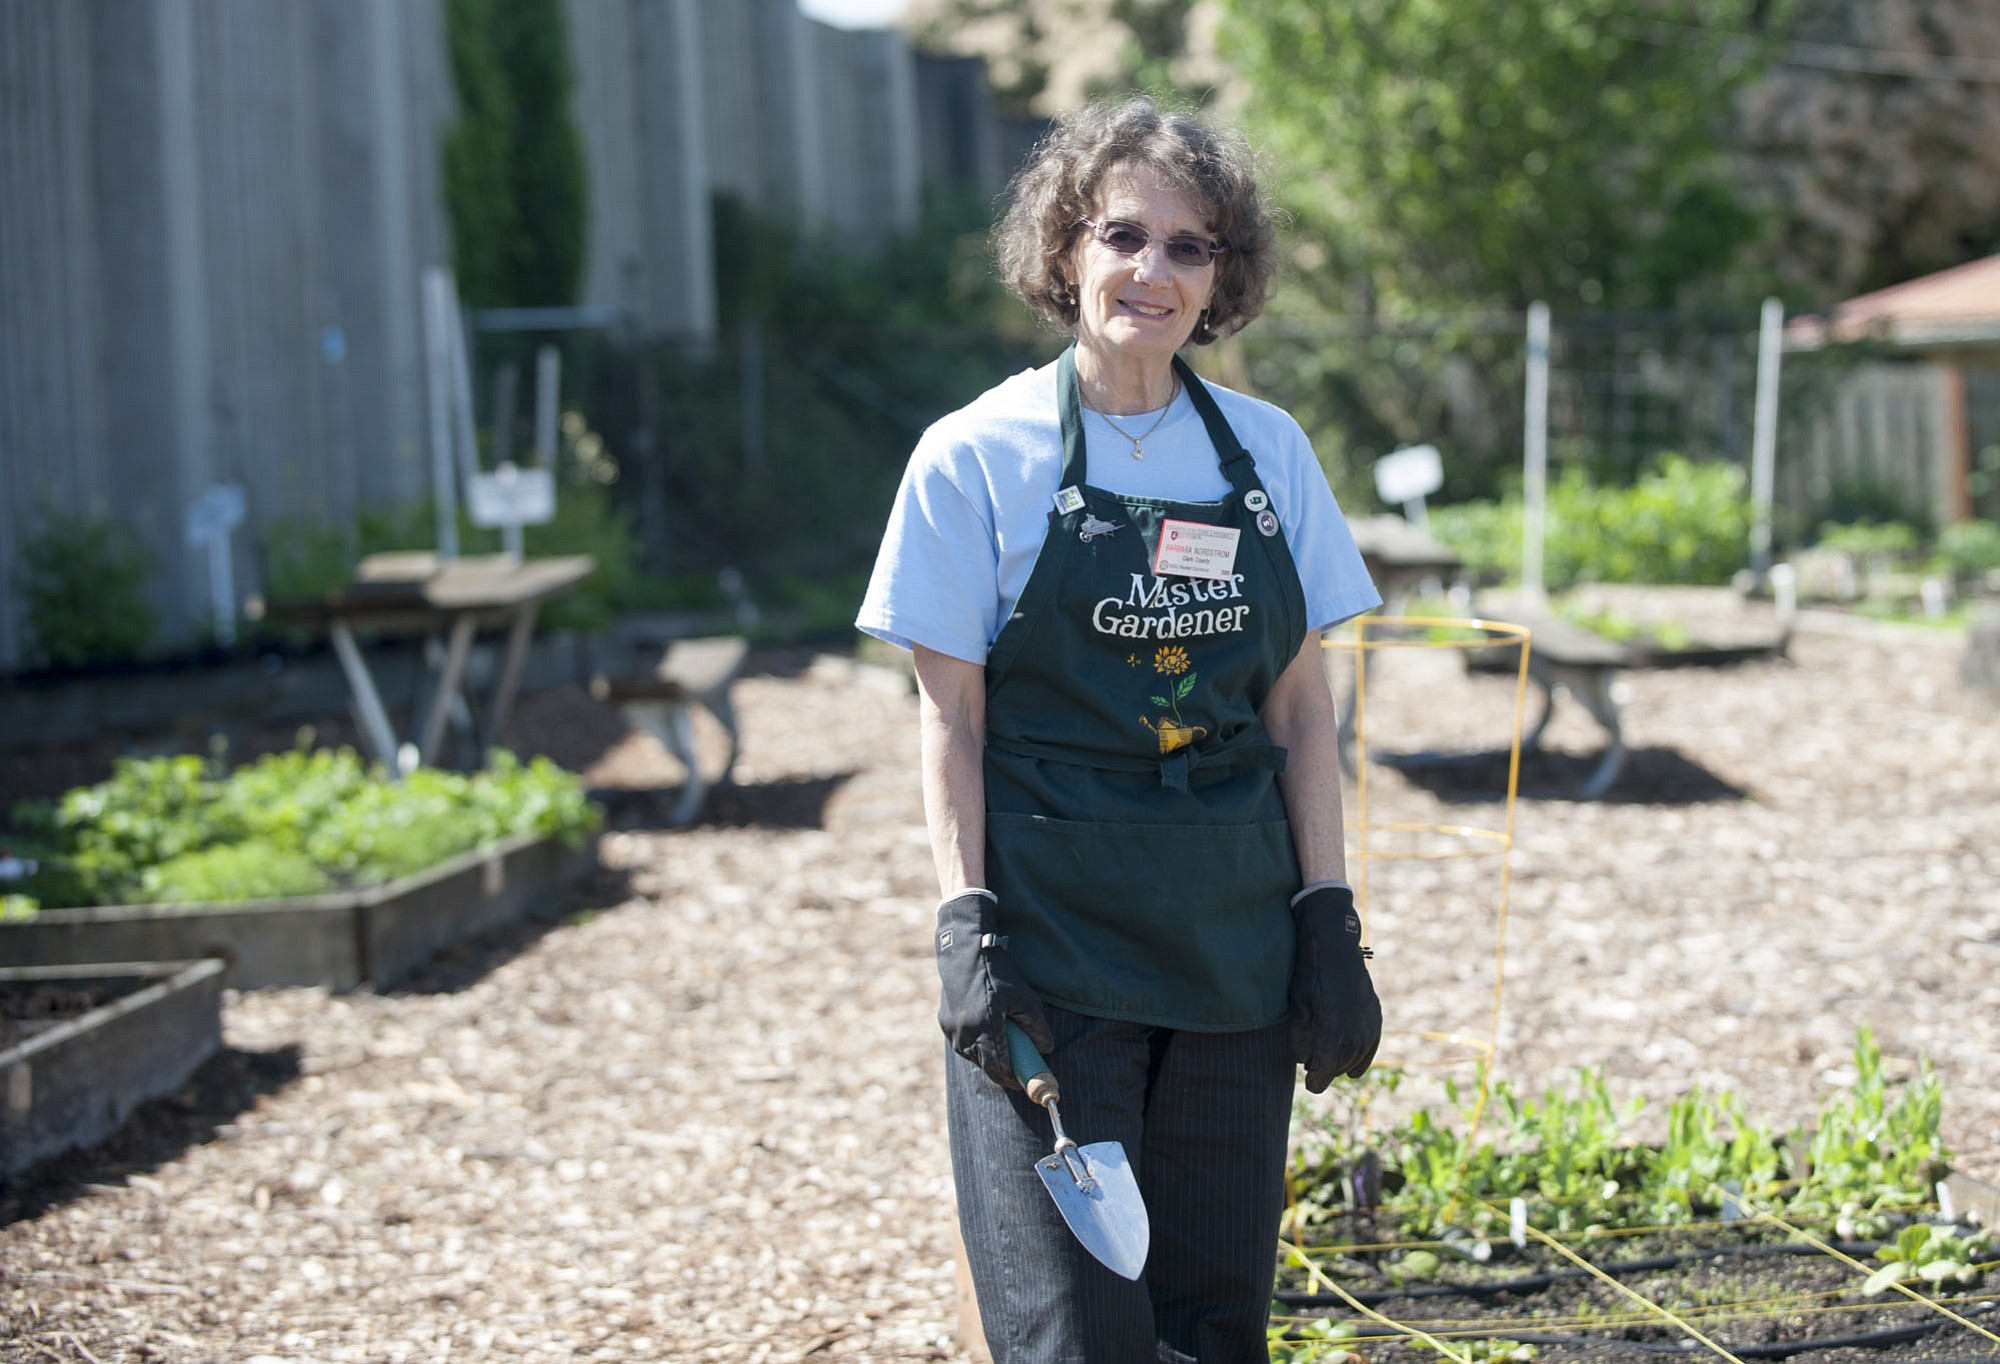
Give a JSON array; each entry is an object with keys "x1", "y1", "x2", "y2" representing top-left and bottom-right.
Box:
[{"x1": 1034, "y1": 1139, "x2": 1150, "y2": 1281}]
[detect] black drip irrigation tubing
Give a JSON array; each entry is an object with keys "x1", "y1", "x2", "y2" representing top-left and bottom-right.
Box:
[
  {"x1": 1277, "y1": 1273, "x2": 1999, "y2": 1361},
  {"x1": 1276, "y1": 1239, "x2": 1890, "y2": 1308},
  {"x1": 1316, "y1": 1325, "x2": 2000, "y2": 1360}
]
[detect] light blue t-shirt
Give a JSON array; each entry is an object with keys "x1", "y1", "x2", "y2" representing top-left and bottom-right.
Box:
[{"x1": 858, "y1": 363, "x2": 1381, "y2": 664}]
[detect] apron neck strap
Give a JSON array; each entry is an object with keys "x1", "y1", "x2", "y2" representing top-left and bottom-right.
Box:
[
  {"x1": 1057, "y1": 345, "x2": 1090, "y2": 487},
  {"x1": 1056, "y1": 345, "x2": 1259, "y2": 493},
  {"x1": 1173, "y1": 354, "x2": 1260, "y2": 493}
]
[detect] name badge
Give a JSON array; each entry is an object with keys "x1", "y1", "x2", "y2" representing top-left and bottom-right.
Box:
[{"x1": 1153, "y1": 519, "x2": 1241, "y2": 581}]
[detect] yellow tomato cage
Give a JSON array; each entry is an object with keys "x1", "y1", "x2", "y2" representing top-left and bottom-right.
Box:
[{"x1": 1321, "y1": 615, "x2": 1534, "y2": 1088}]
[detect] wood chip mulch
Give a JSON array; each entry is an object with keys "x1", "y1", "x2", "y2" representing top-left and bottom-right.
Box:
[{"x1": 3, "y1": 601, "x2": 1997, "y2": 1362}]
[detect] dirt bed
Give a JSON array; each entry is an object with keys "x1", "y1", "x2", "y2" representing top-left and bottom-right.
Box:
[
  {"x1": 1277, "y1": 1219, "x2": 1999, "y2": 1361},
  {"x1": 3, "y1": 601, "x2": 1999, "y2": 1362}
]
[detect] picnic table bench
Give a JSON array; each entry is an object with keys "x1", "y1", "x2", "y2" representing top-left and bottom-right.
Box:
[
  {"x1": 1468, "y1": 592, "x2": 1790, "y2": 798},
  {"x1": 590, "y1": 635, "x2": 749, "y2": 826}
]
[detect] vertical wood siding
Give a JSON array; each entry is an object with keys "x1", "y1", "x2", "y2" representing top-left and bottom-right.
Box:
[{"x1": 0, "y1": 0, "x2": 1011, "y2": 666}]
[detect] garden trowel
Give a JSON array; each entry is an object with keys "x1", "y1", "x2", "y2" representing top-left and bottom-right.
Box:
[{"x1": 1005, "y1": 1021, "x2": 1150, "y2": 1280}]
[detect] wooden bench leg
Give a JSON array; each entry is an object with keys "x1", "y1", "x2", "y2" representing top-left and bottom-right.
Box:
[
  {"x1": 699, "y1": 685, "x2": 741, "y2": 788},
  {"x1": 1532, "y1": 661, "x2": 1626, "y2": 798},
  {"x1": 624, "y1": 699, "x2": 708, "y2": 827},
  {"x1": 1521, "y1": 671, "x2": 1559, "y2": 754}
]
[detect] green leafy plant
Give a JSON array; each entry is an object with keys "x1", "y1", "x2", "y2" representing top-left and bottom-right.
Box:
[
  {"x1": 8, "y1": 744, "x2": 597, "y2": 908},
  {"x1": 1290, "y1": 1029, "x2": 1951, "y2": 1244},
  {"x1": 1862, "y1": 1221, "x2": 1992, "y2": 1296},
  {"x1": 14, "y1": 509, "x2": 156, "y2": 668},
  {"x1": 141, "y1": 842, "x2": 332, "y2": 904},
  {"x1": 1786, "y1": 1026, "x2": 1948, "y2": 1236},
  {"x1": 1266, "y1": 1315, "x2": 1360, "y2": 1363}
]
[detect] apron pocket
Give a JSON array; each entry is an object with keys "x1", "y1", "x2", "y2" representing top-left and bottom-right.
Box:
[{"x1": 987, "y1": 811, "x2": 1298, "y2": 1030}]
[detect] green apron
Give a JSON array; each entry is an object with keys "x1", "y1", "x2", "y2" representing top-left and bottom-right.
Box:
[{"x1": 983, "y1": 346, "x2": 1310, "y2": 1031}]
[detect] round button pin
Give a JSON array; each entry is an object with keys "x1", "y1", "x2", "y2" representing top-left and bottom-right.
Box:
[
  {"x1": 1244, "y1": 490, "x2": 1269, "y2": 512},
  {"x1": 1256, "y1": 509, "x2": 1279, "y2": 537}
]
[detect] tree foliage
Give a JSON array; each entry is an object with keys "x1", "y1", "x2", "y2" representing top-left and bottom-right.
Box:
[
  {"x1": 1214, "y1": 0, "x2": 1784, "y2": 314},
  {"x1": 442, "y1": 0, "x2": 588, "y2": 307},
  {"x1": 909, "y1": 0, "x2": 1209, "y2": 113},
  {"x1": 1737, "y1": 0, "x2": 2000, "y2": 299}
]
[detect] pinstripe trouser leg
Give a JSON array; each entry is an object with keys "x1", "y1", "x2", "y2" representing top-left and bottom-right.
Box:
[{"x1": 947, "y1": 1004, "x2": 1295, "y2": 1364}]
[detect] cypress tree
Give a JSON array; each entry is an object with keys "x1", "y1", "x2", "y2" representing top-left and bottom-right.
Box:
[{"x1": 442, "y1": 0, "x2": 587, "y2": 308}]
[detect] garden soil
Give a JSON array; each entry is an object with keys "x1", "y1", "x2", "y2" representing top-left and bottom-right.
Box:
[{"x1": 3, "y1": 593, "x2": 1999, "y2": 1362}]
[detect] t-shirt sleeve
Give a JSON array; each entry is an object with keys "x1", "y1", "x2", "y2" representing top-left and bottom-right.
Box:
[
  {"x1": 855, "y1": 431, "x2": 1002, "y2": 664},
  {"x1": 1274, "y1": 420, "x2": 1382, "y2": 633}
]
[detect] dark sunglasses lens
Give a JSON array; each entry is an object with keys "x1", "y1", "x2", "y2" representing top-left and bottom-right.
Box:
[
  {"x1": 1165, "y1": 238, "x2": 1212, "y2": 266},
  {"x1": 1100, "y1": 223, "x2": 1148, "y2": 254}
]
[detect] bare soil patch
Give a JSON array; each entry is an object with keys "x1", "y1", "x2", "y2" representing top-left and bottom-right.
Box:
[{"x1": 1278, "y1": 1218, "x2": 1998, "y2": 1361}]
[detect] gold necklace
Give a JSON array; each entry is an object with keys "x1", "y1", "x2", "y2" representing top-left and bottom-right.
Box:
[{"x1": 1091, "y1": 375, "x2": 1179, "y2": 459}]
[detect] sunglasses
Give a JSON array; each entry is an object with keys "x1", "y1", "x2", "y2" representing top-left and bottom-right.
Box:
[{"x1": 1076, "y1": 218, "x2": 1228, "y2": 268}]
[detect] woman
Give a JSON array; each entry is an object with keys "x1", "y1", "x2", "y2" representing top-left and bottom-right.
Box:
[{"x1": 857, "y1": 95, "x2": 1383, "y2": 1364}]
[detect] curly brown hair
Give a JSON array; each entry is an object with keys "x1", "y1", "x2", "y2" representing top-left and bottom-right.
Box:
[{"x1": 995, "y1": 95, "x2": 1278, "y2": 346}]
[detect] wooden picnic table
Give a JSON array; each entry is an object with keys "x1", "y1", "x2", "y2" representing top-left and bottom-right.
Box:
[
  {"x1": 1347, "y1": 515, "x2": 1463, "y2": 610},
  {"x1": 265, "y1": 552, "x2": 595, "y2": 770}
]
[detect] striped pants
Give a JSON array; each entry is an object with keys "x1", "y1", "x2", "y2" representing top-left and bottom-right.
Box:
[{"x1": 946, "y1": 1004, "x2": 1295, "y2": 1364}]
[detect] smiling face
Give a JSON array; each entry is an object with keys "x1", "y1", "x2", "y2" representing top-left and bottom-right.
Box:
[{"x1": 1066, "y1": 165, "x2": 1219, "y2": 391}]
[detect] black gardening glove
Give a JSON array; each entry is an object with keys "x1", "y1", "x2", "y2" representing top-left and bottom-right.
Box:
[
  {"x1": 936, "y1": 890, "x2": 1055, "y2": 1091},
  {"x1": 1288, "y1": 882, "x2": 1383, "y2": 1092}
]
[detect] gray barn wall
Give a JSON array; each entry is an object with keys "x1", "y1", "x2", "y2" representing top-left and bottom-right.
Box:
[
  {"x1": 0, "y1": 1, "x2": 1012, "y2": 670},
  {"x1": 0, "y1": 0, "x2": 450, "y2": 668},
  {"x1": 566, "y1": 0, "x2": 714, "y2": 339}
]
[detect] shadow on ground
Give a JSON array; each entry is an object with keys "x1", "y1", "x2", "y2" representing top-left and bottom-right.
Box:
[
  {"x1": 0, "y1": 1043, "x2": 305, "y2": 1227},
  {"x1": 592, "y1": 772, "x2": 854, "y2": 832},
  {"x1": 1376, "y1": 744, "x2": 1750, "y2": 805}
]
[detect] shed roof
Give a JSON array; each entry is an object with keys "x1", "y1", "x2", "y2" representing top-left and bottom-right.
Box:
[{"x1": 1789, "y1": 254, "x2": 2000, "y2": 350}]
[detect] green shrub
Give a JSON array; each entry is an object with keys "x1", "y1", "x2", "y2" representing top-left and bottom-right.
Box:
[
  {"x1": 1813, "y1": 519, "x2": 1923, "y2": 565},
  {"x1": 519, "y1": 482, "x2": 641, "y2": 632},
  {"x1": 1429, "y1": 455, "x2": 1750, "y2": 590},
  {"x1": 1936, "y1": 519, "x2": 2000, "y2": 583},
  {"x1": 15, "y1": 510, "x2": 156, "y2": 668}
]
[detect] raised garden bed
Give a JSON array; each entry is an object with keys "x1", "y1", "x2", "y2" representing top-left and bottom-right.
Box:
[
  {"x1": 1274, "y1": 1034, "x2": 2000, "y2": 1361},
  {"x1": 1, "y1": 959, "x2": 226, "y2": 1179},
  {"x1": 0, "y1": 832, "x2": 595, "y2": 990},
  {"x1": 1273, "y1": 1212, "x2": 2000, "y2": 1361}
]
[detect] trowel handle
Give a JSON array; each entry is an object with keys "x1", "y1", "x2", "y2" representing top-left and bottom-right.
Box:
[{"x1": 1006, "y1": 1021, "x2": 1061, "y2": 1107}]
